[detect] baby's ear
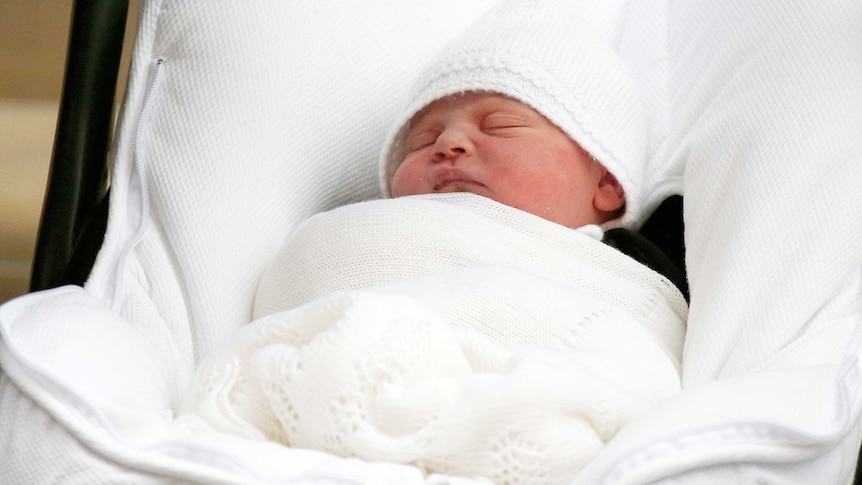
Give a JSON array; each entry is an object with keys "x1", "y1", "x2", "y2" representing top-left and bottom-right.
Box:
[{"x1": 593, "y1": 168, "x2": 625, "y2": 213}]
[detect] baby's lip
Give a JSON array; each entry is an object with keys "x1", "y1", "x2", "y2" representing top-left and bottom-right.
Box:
[{"x1": 433, "y1": 168, "x2": 485, "y2": 192}]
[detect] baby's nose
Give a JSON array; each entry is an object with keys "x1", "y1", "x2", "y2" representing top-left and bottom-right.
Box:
[{"x1": 432, "y1": 129, "x2": 473, "y2": 162}]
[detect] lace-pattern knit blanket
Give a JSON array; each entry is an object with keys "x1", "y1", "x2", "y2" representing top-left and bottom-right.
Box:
[{"x1": 177, "y1": 194, "x2": 687, "y2": 484}]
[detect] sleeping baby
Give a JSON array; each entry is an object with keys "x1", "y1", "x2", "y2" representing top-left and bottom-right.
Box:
[{"x1": 176, "y1": 0, "x2": 688, "y2": 483}]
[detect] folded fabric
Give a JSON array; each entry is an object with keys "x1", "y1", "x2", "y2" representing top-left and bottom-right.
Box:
[{"x1": 177, "y1": 194, "x2": 687, "y2": 483}]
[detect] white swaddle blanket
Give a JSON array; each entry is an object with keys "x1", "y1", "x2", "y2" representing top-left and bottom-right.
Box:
[{"x1": 177, "y1": 194, "x2": 687, "y2": 484}]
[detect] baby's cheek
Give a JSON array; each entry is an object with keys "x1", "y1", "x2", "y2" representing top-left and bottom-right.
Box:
[{"x1": 390, "y1": 162, "x2": 427, "y2": 197}]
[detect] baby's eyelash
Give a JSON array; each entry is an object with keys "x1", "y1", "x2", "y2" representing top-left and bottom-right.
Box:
[
  {"x1": 405, "y1": 132, "x2": 439, "y2": 152},
  {"x1": 481, "y1": 113, "x2": 528, "y2": 131}
]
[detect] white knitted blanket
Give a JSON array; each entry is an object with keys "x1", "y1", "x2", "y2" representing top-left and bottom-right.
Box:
[{"x1": 177, "y1": 194, "x2": 687, "y2": 484}]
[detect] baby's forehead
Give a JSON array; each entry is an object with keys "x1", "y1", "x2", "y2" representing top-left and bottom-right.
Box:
[{"x1": 408, "y1": 91, "x2": 537, "y2": 126}]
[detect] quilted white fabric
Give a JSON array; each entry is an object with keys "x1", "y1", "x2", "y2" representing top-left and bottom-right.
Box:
[
  {"x1": 0, "y1": 289, "x2": 490, "y2": 484},
  {"x1": 2, "y1": 0, "x2": 861, "y2": 483},
  {"x1": 253, "y1": 195, "x2": 687, "y2": 340},
  {"x1": 177, "y1": 194, "x2": 685, "y2": 483},
  {"x1": 571, "y1": 0, "x2": 862, "y2": 483},
  {"x1": 86, "y1": 0, "x2": 505, "y2": 369},
  {"x1": 667, "y1": 0, "x2": 862, "y2": 385}
]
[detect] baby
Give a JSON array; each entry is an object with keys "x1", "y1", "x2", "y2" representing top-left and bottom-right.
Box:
[
  {"x1": 389, "y1": 91, "x2": 626, "y2": 230},
  {"x1": 377, "y1": 0, "x2": 649, "y2": 233},
  {"x1": 386, "y1": 90, "x2": 687, "y2": 297},
  {"x1": 178, "y1": 1, "x2": 687, "y2": 483}
]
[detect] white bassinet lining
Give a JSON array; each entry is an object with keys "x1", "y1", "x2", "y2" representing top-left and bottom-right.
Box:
[{"x1": 109, "y1": 58, "x2": 165, "y2": 313}]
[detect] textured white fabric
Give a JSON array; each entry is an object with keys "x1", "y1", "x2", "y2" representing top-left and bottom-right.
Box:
[
  {"x1": 86, "y1": 0, "x2": 502, "y2": 368},
  {"x1": 0, "y1": 289, "x2": 488, "y2": 484},
  {"x1": 254, "y1": 194, "x2": 687, "y2": 344},
  {"x1": 3, "y1": 0, "x2": 861, "y2": 483},
  {"x1": 178, "y1": 194, "x2": 685, "y2": 483},
  {"x1": 0, "y1": 374, "x2": 166, "y2": 485},
  {"x1": 615, "y1": 0, "x2": 674, "y2": 214},
  {"x1": 666, "y1": 0, "x2": 862, "y2": 385},
  {"x1": 379, "y1": 0, "x2": 648, "y2": 227},
  {"x1": 571, "y1": 0, "x2": 862, "y2": 482}
]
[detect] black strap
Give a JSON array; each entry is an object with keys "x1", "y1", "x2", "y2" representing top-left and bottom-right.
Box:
[
  {"x1": 30, "y1": 0, "x2": 129, "y2": 291},
  {"x1": 603, "y1": 227, "x2": 689, "y2": 302},
  {"x1": 638, "y1": 195, "x2": 686, "y2": 278}
]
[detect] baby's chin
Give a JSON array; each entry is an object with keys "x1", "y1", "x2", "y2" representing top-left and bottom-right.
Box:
[
  {"x1": 391, "y1": 189, "x2": 497, "y2": 207},
  {"x1": 431, "y1": 181, "x2": 493, "y2": 198}
]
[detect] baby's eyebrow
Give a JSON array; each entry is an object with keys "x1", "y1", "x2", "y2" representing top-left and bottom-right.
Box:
[
  {"x1": 403, "y1": 123, "x2": 431, "y2": 143},
  {"x1": 404, "y1": 123, "x2": 435, "y2": 138},
  {"x1": 406, "y1": 106, "x2": 441, "y2": 131},
  {"x1": 481, "y1": 110, "x2": 538, "y2": 128},
  {"x1": 405, "y1": 128, "x2": 434, "y2": 139},
  {"x1": 484, "y1": 110, "x2": 527, "y2": 120}
]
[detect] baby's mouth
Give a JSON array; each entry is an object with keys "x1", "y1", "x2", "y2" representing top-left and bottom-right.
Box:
[{"x1": 432, "y1": 169, "x2": 485, "y2": 192}]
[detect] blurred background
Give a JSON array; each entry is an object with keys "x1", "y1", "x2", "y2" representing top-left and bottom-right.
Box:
[{"x1": 0, "y1": 0, "x2": 138, "y2": 304}]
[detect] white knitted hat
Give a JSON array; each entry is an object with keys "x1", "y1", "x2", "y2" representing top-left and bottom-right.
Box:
[{"x1": 379, "y1": 0, "x2": 648, "y2": 227}]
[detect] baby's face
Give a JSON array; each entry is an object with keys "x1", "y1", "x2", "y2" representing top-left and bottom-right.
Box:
[{"x1": 390, "y1": 92, "x2": 623, "y2": 228}]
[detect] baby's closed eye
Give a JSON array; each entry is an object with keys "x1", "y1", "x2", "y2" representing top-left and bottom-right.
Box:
[
  {"x1": 405, "y1": 131, "x2": 440, "y2": 152},
  {"x1": 481, "y1": 113, "x2": 530, "y2": 134}
]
